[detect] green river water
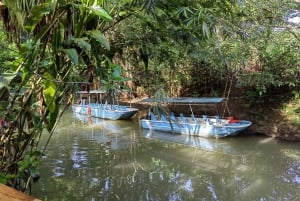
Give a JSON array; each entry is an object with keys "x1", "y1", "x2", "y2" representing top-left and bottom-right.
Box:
[{"x1": 32, "y1": 110, "x2": 300, "y2": 201}]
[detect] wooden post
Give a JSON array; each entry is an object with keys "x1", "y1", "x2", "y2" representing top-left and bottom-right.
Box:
[{"x1": 0, "y1": 184, "x2": 41, "y2": 201}]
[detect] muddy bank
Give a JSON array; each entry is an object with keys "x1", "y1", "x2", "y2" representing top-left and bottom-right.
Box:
[
  {"x1": 120, "y1": 97, "x2": 300, "y2": 142},
  {"x1": 226, "y1": 98, "x2": 300, "y2": 142}
]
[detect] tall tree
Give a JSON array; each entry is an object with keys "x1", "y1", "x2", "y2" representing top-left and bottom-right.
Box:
[{"x1": 109, "y1": 0, "x2": 299, "y2": 99}]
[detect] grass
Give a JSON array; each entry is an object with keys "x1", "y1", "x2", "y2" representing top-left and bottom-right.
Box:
[{"x1": 280, "y1": 92, "x2": 300, "y2": 124}]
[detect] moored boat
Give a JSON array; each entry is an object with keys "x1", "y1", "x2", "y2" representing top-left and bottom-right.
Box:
[
  {"x1": 72, "y1": 90, "x2": 139, "y2": 120},
  {"x1": 140, "y1": 97, "x2": 252, "y2": 138}
]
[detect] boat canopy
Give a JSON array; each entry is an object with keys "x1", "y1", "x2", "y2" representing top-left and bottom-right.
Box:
[
  {"x1": 76, "y1": 90, "x2": 106, "y2": 94},
  {"x1": 76, "y1": 89, "x2": 131, "y2": 94},
  {"x1": 141, "y1": 97, "x2": 224, "y2": 104}
]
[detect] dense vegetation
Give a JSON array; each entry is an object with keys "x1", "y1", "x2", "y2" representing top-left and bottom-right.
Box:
[{"x1": 0, "y1": 0, "x2": 299, "y2": 193}]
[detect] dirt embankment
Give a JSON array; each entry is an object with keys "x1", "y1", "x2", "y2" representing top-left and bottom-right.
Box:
[
  {"x1": 121, "y1": 97, "x2": 300, "y2": 142},
  {"x1": 226, "y1": 98, "x2": 300, "y2": 142}
]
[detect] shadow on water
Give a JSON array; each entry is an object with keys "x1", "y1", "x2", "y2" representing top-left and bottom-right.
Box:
[{"x1": 32, "y1": 110, "x2": 300, "y2": 201}]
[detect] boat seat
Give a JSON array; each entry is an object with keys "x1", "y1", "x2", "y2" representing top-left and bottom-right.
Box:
[
  {"x1": 150, "y1": 112, "x2": 157, "y2": 121},
  {"x1": 160, "y1": 113, "x2": 167, "y2": 121},
  {"x1": 180, "y1": 113, "x2": 187, "y2": 123},
  {"x1": 170, "y1": 112, "x2": 176, "y2": 121},
  {"x1": 191, "y1": 114, "x2": 199, "y2": 123},
  {"x1": 203, "y1": 115, "x2": 212, "y2": 125},
  {"x1": 215, "y1": 115, "x2": 221, "y2": 125}
]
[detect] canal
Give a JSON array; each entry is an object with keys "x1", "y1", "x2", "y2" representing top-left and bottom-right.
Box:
[{"x1": 32, "y1": 110, "x2": 300, "y2": 201}]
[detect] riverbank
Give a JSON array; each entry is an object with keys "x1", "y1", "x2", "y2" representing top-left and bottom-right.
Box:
[
  {"x1": 226, "y1": 97, "x2": 300, "y2": 142},
  {"x1": 120, "y1": 96, "x2": 300, "y2": 142}
]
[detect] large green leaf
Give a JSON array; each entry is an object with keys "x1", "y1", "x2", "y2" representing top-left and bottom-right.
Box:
[
  {"x1": 43, "y1": 73, "x2": 56, "y2": 113},
  {"x1": 32, "y1": 114, "x2": 43, "y2": 131},
  {"x1": 22, "y1": 67, "x2": 29, "y2": 81},
  {"x1": 90, "y1": 5, "x2": 112, "y2": 21},
  {"x1": 24, "y1": 1, "x2": 54, "y2": 32},
  {"x1": 113, "y1": 65, "x2": 122, "y2": 78},
  {"x1": 1, "y1": 72, "x2": 18, "y2": 83},
  {"x1": 52, "y1": 23, "x2": 65, "y2": 54},
  {"x1": 73, "y1": 37, "x2": 91, "y2": 52},
  {"x1": 61, "y1": 48, "x2": 79, "y2": 65},
  {"x1": 3, "y1": 57, "x2": 23, "y2": 72},
  {"x1": 88, "y1": 30, "x2": 110, "y2": 50},
  {"x1": 3, "y1": 0, "x2": 24, "y2": 28},
  {"x1": 48, "y1": 102, "x2": 59, "y2": 132}
]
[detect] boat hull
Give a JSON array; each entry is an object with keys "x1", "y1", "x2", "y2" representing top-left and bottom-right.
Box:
[
  {"x1": 72, "y1": 104, "x2": 139, "y2": 120},
  {"x1": 141, "y1": 118, "x2": 252, "y2": 138}
]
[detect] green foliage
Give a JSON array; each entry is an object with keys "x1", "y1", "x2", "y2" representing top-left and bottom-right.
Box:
[
  {"x1": 18, "y1": 151, "x2": 42, "y2": 182},
  {"x1": 237, "y1": 30, "x2": 300, "y2": 105},
  {"x1": 0, "y1": 172, "x2": 15, "y2": 184},
  {"x1": 0, "y1": 0, "x2": 116, "y2": 192},
  {"x1": 280, "y1": 91, "x2": 300, "y2": 124},
  {"x1": 0, "y1": 0, "x2": 299, "y2": 193},
  {"x1": 108, "y1": 0, "x2": 299, "y2": 106},
  {"x1": 24, "y1": 1, "x2": 53, "y2": 32},
  {"x1": 61, "y1": 49, "x2": 79, "y2": 65},
  {"x1": 0, "y1": 23, "x2": 18, "y2": 74},
  {"x1": 42, "y1": 73, "x2": 57, "y2": 112},
  {"x1": 101, "y1": 58, "x2": 132, "y2": 103},
  {"x1": 88, "y1": 30, "x2": 110, "y2": 50}
]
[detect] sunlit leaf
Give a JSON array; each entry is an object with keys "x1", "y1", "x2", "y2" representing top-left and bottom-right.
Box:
[
  {"x1": 43, "y1": 73, "x2": 56, "y2": 112},
  {"x1": 119, "y1": 11, "x2": 127, "y2": 17},
  {"x1": 22, "y1": 67, "x2": 29, "y2": 81},
  {"x1": 88, "y1": 30, "x2": 110, "y2": 50},
  {"x1": 90, "y1": 5, "x2": 112, "y2": 21}
]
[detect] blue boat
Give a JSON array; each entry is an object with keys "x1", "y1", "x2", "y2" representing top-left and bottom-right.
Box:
[
  {"x1": 140, "y1": 97, "x2": 252, "y2": 138},
  {"x1": 72, "y1": 90, "x2": 139, "y2": 120}
]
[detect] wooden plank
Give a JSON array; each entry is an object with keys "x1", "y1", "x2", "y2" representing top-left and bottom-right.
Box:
[{"x1": 0, "y1": 184, "x2": 41, "y2": 201}]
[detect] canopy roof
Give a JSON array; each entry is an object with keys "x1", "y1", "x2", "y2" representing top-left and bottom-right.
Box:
[
  {"x1": 141, "y1": 97, "x2": 224, "y2": 104},
  {"x1": 76, "y1": 90, "x2": 106, "y2": 94}
]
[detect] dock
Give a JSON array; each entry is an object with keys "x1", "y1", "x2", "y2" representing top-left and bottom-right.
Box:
[{"x1": 0, "y1": 184, "x2": 41, "y2": 201}]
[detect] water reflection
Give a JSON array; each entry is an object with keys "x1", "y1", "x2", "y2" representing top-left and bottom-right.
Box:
[
  {"x1": 72, "y1": 112, "x2": 139, "y2": 150},
  {"x1": 32, "y1": 111, "x2": 300, "y2": 201},
  {"x1": 143, "y1": 129, "x2": 244, "y2": 156}
]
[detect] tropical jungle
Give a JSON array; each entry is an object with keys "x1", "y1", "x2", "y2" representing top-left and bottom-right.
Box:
[{"x1": 0, "y1": 0, "x2": 299, "y2": 197}]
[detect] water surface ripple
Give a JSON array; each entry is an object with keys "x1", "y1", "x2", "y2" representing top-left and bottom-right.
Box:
[{"x1": 32, "y1": 111, "x2": 300, "y2": 201}]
